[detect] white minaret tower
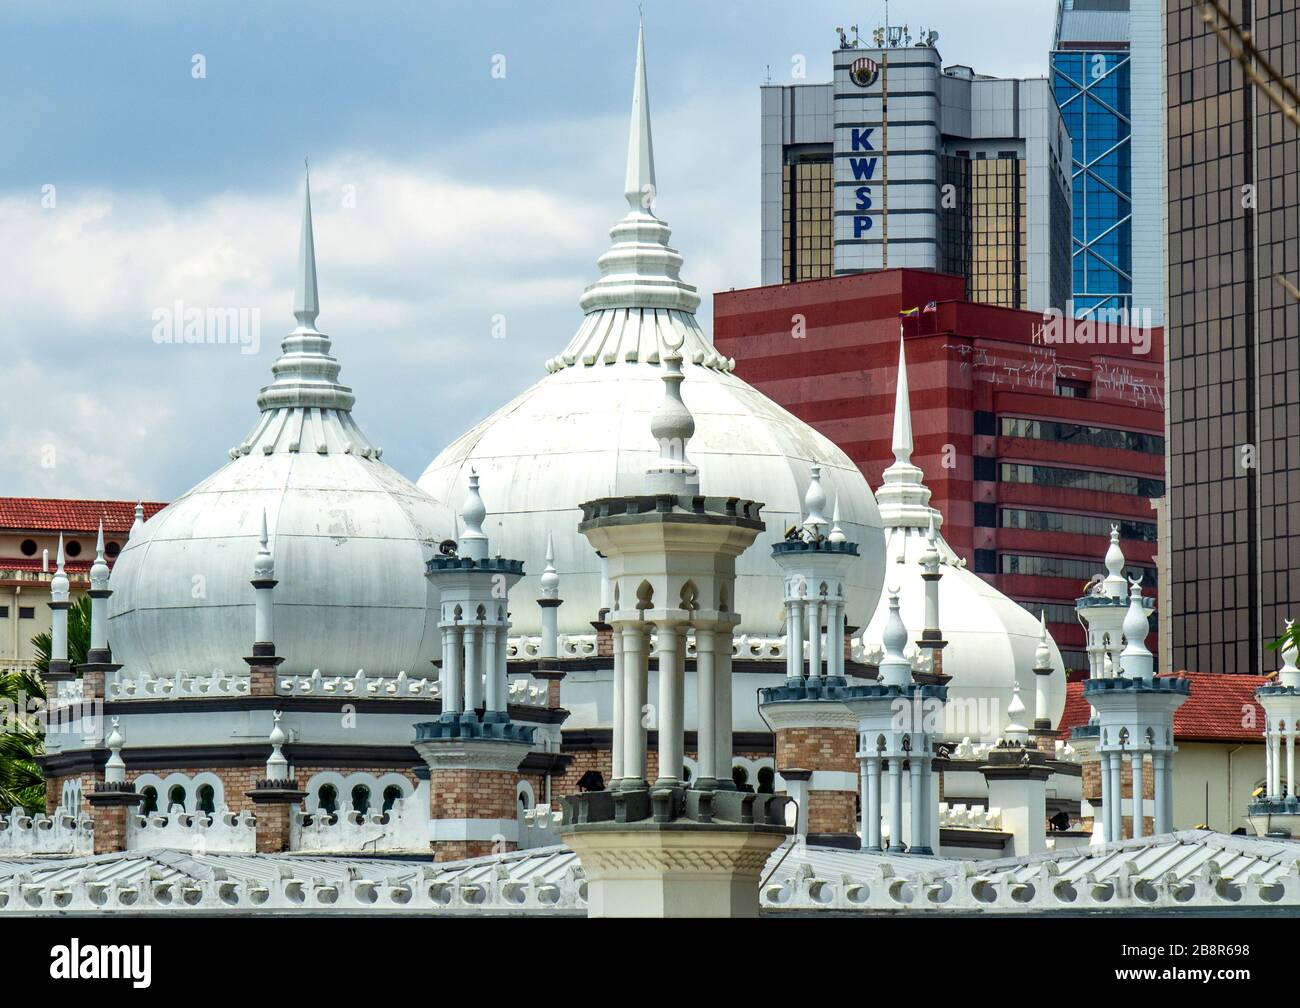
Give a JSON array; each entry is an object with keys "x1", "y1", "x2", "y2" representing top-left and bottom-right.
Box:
[
  {"x1": 266, "y1": 711, "x2": 290, "y2": 782},
  {"x1": 538, "y1": 533, "x2": 562, "y2": 660},
  {"x1": 46, "y1": 533, "x2": 74, "y2": 683},
  {"x1": 103, "y1": 718, "x2": 127, "y2": 786},
  {"x1": 88, "y1": 521, "x2": 110, "y2": 660},
  {"x1": 129, "y1": 502, "x2": 145, "y2": 540},
  {"x1": 1077, "y1": 526, "x2": 1130, "y2": 682},
  {"x1": 1086, "y1": 576, "x2": 1187, "y2": 842},
  {"x1": 1029, "y1": 611, "x2": 1057, "y2": 754},
  {"x1": 251, "y1": 507, "x2": 277, "y2": 653},
  {"x1": 1248, "y1": 621, "x2": 1300, "y2": 837},
  {"x1": 842, "y1": 590, "x2": 945, "y2": 854}
]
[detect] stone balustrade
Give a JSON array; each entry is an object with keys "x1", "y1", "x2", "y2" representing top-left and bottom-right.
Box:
[
  {"x1": 938, "y1": 803, "x2": 1003, "y2": 831},
  {"x1": 108, "y1": 668, "x2": 250, "y2": 700},
  {"x1": 0, "y1": 807, "x2": 93, "y2": 856},
  {"x1": 518, "y1": 804, "x2": 564, "y2": 849},
  {"x1": 127, "y1": 805, "x2": 257, "y2": 853},
  {"x1": 290, "y1": 797, "x2": 427, "y2": 853},
  {"x1": 278, "y1": 669, "x2": 438, "y2": 698}
]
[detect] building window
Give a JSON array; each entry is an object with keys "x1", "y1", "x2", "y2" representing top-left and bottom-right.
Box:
[
  {"x1": 974, "y1": 549, "x2": 997, "y2": 574},
  {"x1": 167, "y1": 784, "x2": 187, "y2": 811},
  {"x1": 140, "y1": 786, "x2": 159, "y2": 816},
  {"x1": 999, "y1": 462, "x2": 1164, "y2": 498},
  {"x1": 196, "y1": 784, "x2": 216, "y2": 816},
  {"x1": 782, "y1": 153, "x2": 834, "y2": 283},
  {"x1": 974, "y1": 456, "x2": 997, "y2": 481},
  {"x1": 317, "y1": 784, "x2": 338, "y2": 816},
  {"x1": 105, "y1": 541, "x2": 121, "y2": 559},
  {"x1": 382, "y1": 785, "x2": 404, "y2": 814},
  {"x1": 1055, "y1": 379, "x2": 1090, "y2": 398},
  {"x1": 974, "y1": 503, "x2": 997, "y2": 527},
  {"x1": 999, "y1": 507, "x2": 1158, "y2": 542},
  {"x1": 999, "y1": 416, "x2": 1164, "y2": 455},
  {"x1": 0, "y1": 607, "x2": 8, "y2": 619},
  {"x1": 19, "y1": 539, "x2": 37, "y2": 557},
  {"x1": 18, "y1": 607, "x2": 34, "y2": 620},
  {"x1": 1018, "y1": 601, "x2": 1082, "y2": 625},
  {"x1": 350, "y1": 784, "x2": 371, "y2": 815},
  {"x1": 999, "y1": 552, "x2": 1157, "y2": 586},
  {"x1": 64, "y1": 540, "x2": 82, "y2": 558}
]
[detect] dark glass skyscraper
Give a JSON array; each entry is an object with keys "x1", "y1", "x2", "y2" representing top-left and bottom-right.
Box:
[{"x1": 1167, "y1": 0, "x2": 1300, "y2": 675}]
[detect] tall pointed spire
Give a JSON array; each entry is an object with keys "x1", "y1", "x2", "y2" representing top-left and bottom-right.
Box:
[
  {"x1": 624, "y1": 18, "x2": 656, "y2": 213},
  {"x1": 295, "y1": 160, "x2": 320, "y2": 329},
  {"x1": 874, "y1": 332, "x2": 938, "y2": 529}
]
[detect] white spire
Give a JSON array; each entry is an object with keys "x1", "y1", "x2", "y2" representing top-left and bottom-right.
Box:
[
  {"x1": 1004, "y1": 682, "x2": 1029, "y2": 744},
  {"x1": 875, "y1": 333, "x2": 938, "y2": 530},
  {"x1": 130, "y1": 502, "x2": 144, "y2": 540},
  {"x1": 541, "y1": 533, "x2": 560, "y2": 598},
  {"x1": 878, "y1": 588, "x2": 912, "y2": 689},
  {"x1": 104, "y1": 717, "x2": 127, "y2": 786},
  {"x1": 1118, "y1": 576, "x2": 1153, "y2": 680},
  {"x1": 266, "y1": 711, "x2": 289, "y2": 781},
  {"x1": 254, "y1": 508, "x2": 274, "y2": 580},
  {"x1": 459, "y1": 469, "x2": 489, "y2": 561},
  {"x1": 1102, "y1": 525, "x2": 1127, "y2": 599},
  {"x1": 51, "y1": 533, "x2": 69, "y2": 603},
  {"x1": 645, "y1": 351, "x2": 699, "y2": 493},
  {"x1": 1034, "y1": 610, "x2": 1052, "y2": 670},
  {"x1": 624, "y1": 18, "x2": 656, "y2": 213},
  {"x1": 90, "y1": 520, "x2": 109, "y2": 591},
  {"x1": 1279, "y1": 620, "x2": 1299, "y2": 689},
  {"x1": 236, "y1": 166, "x2": 379, "y2": 458},
  {"x1": 920, "y1": 511, "x2": 940, "y2": 574},
  {"x1": 828, "y1": 498, "x2": 846, "y2": 543},
  {"x1": 803, "y1": 466, "x2": 828, "y2": 536},
  {"x1": 549, "y1": 23, "x2": 728, "y2": 376}
]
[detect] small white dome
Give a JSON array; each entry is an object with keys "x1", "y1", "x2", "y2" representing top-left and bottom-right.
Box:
[{"x1": 108, "y1": 174, "x2": 452, "y2": 679}]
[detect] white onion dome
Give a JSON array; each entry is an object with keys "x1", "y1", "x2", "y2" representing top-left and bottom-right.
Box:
[
  {"x1": 108, "y1": 171, "x2": 452, "y2": 679},
  {"x1": 418, "y1": 25, "x2": 885, "y2": 636},
  {"x1": 858, "y1": 337, "x2": 1066, "y2": 735}
]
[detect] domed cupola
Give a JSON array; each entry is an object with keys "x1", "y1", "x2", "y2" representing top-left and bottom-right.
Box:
[
  {"x1": 857, "y1": 337, "x2": 1067, "y2": 735},
  {"x1": 420, "y1": 24, "x2": 886, "y2": 638},
  {"x1": 108, "y1": 171, "x2": 453, "y2": 679}
]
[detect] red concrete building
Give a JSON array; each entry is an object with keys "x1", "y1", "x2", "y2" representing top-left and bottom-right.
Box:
[{"x1": 714, "y1": 269, "x2": 1164, "y2": 676}]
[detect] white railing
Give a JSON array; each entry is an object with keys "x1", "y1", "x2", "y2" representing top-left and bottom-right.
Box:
[
  {"x1": 0, "y1": 806, "x2": 93, "y2": 856},
  {"x1": 507, "y1": 633, "x2": 788, "y2": 662},
  {"x1": 508, "y1": 679, "x2": 548, "y2": 706},
  {"x1": 109, "y1": 668, "x2": 250, "y2": 700},
  {"x1": 291, "y1": 797, "x2": 426, "y2": 853},
  {"x1": 938, "y1": 803, "x2": 1003, "y2": 831},
  {"x1": 519, "y1": 804, "x2": 564, "y2": 850},
  {"x1": 127, "y1": 805, "x2": 257, "y2": 853},
  {"x1": 278, "y1": 669, "x2": 439, "y2": 698}
]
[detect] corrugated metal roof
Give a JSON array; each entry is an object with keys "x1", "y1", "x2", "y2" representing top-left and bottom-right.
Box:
[{"x1": 1057, "y1": 10, "x2": 1129, "y2": 45}]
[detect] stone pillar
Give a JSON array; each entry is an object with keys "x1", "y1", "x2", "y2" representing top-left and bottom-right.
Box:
[
  {"x1": 445, "y1": 622, "x2": 464, "y2": 716},
  {"x1": 806, "y1": 598, "x2": 822, "y2": 685},
  {"x1": 980, "y1": 744, "x2": 1051, "y2": 857},
  {"x1": 862, "y1": 751, "x2": 881, "y2": 850},
  {"x1": 694, "y1": 624, "x2": 718, "y2": 789},
  {"x1": 655, "y1": 627, "x2": 685, "y2": 787},
  {"x1": 463, "y1": 623, "x2": 482, "y2": 716},
  {"x1": 887, "y1": 750, "x2": 904, "y2": 852},
  {"x1": 788, "y1": 597, "x2": 803, "y2": 681},
  {"x1": 1107, "y1": 751, "x2": 1123, "y2": 841},
  {"x1": 415, "y1": 737, "x2": 531, "y2": 862},
  {"x1": 247, "y1": 781, "x2": 307, "y2": 853},
  {"x1": 768, "y1": 705, "x2": 860, "y2": 848},
  {"x1": 87, "y1": 787, "x2": 140, "y2": 855},
  {"x1": 245, "y1": 644, "x2": 284, "y2": 697},
  {"x1": 1152, "y1": 750, "x2": 1170, "y2": 835},
  {"x1": 713, "y1": 625, "x2": 736, "y2": 785},
  {"x1": 620, "y1": 624, "x2": 648, "y2": 788},
  {"x1": 1130, "y1": 749, "x2": 1145, "y2": 840}
]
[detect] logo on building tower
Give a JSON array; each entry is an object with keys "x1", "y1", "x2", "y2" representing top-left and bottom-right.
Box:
[{"x1": 849, "y1": 56, "x2": 879, "y2": 87}]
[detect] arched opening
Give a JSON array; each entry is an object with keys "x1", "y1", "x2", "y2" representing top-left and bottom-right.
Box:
[
  {"x1": 382, "y1": 785, "x2": 403, "y2": 814},
  {"x1": 351, "y1": 784, "x2": 371, "y2": 815},
  {"x1": 679, "y1": 580, "x2": 699, "y2": 612},
  {"x1": 757, "y1": 766, "x2": 775, "y2": 794},
  {"x1": 167, "y1": 784, "x2": 187, "y2": 811},
  {"x1": 635, "y1": 580, "x2": 654, "y2": 610},
  {"x1": 732, "y1": 765, "x2": 753, "y2": 793},
  {"x1": 196, "y1": 783, "x2": 216, "y2": 816},
  {"x1": 317, "y1": 784, "x2": 338, "y2": 816},
  {"x1": 140, "y1": 786, "x2": 158, "y2": 816}
]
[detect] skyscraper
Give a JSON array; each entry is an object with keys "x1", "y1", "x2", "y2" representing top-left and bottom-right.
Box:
[{"x1": 1167, "y1": 0, "x2": 1300, "y2": 675}]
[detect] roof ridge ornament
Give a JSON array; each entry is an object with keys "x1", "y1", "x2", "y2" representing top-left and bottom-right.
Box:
[
  {"x1": 803, "y1": 466, "x2": 829, "y2": 537},
  {"x1": 459, "y1": 468, "x2": 490, "y2": 561},
  {"x1": 875, "y1": 331, "x2": 940, "y2": 531},
  {"x1": 878, "y1": 587, "x2": 912, "y2": 689},
  {"x1": 1119, "y1": 575, "x2": 1153, "y2": 680},
  {"x1": 645, "y1": 350, "x2": 699, "y2": 494}
]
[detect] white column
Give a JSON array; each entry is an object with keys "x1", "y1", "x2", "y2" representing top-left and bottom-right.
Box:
[
  {"x1": 826, "y1": 602, "x2": 843, "y2": 679},
  {"x1": 497, "y1": 615, "x2": 509, "y2": 713},
  {"x1": 785, "y1": 599, "x2": 798, "y2": 680},
  {"x1": 713, "y1": 628, "x2": 734, "y2": 785},
  {"x1": 464, "y1": 624, "x2": 482, "y2": 713},
  {"x1": 622, "y1": 625, "x2": 648, "y2": 786},
  {"x1": 483, "y1": 625, "x2": 500, "y2": 713},
  {"x1": 1265, "y1": 728, "x2": 1275, "y2": 798},
  {"x1": 1108, "y1": 751, "x2": 1124, "y2": 840},
  {"x1": 1152, "y1": 751, "x2": 1169, "y2": 834},
  {"x1": 445, "y1": 624, "x2": 464, "y2": 715},
  {"x1": 695, "y1": 626, "x2": 716, "y2": 787},
  {"x1": 1288, "y1": 726, "x2": 1296, "y2": 797},
  {"x1": 806, "y1": 599, "x2": 822, "y2": 683},
  {"x1": 254, "y1": 584, "x2": 273, "y2": 645},
  {"x1": 785, "y1": 595, "x2": 795, "y2": 681},
  {"x1": 1098, "y1": 751, "x2": 1111, "y2": 841},
  {"x1": 1271, "y1": 726, "x2": 1282, "y2": 797},
  {"x1": 655, "y1": 627, "x2": 685, "y2": 786},
  {"x1": 909, "y1": 747, "x2": 925, "y2": 851},
  {"x1": 867, "y1": 755, "x2": 882, "y2": 851},
  {"x1": 887, "y1": 750, "x2": 904, "y2": 851},
  {"x1": 611, "y1": 631, "x2": 625, "y2": 784},
  {"x1": 1130, "y1": 750, "x2": 1145, "y2": 839}
]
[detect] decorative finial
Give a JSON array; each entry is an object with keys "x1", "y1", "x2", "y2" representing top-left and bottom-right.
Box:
[
  {"x1": 920, "y1": 511, "x2": 940, "y2": 573},
  {"x1": 645, "y1": 351, "x2": 699, "y2": 493},
  {"x1": 90, "y1": 520, "x2": 109, "y2": 591},
  {"x1": 1280, "y1": 619, "x2": 1299, "y2": 689},
  {"x1": 624, "y1": 19, "x2": 657, "y2": 212},
  {"x1": 541, "y1": 532, "x2": 560, "y2": 598},
  {"x1": 803, "y1": 466, "x2": 828, "y2": 536},
  {"x1": 266, "y1": 711, "x2": 289, "y2": 781},
  {"x1": 878, "y1": 587, "x2": 912, "y2": 688},
  {"x1": 51, "y1": 533, "x2": 69, "y2": 603},
  {"x1": 130, "y1": 501, "x2": 145, "y2": 540},
  {"x1": 104, "y1": 717, "x2": 127, "y2": 786},
  {"x1": 294, "y1": 164, "x2": 320, "y2": 329},
  {"x1": 890, "y1": 333, "x2": 913, "y2": 466},
  {"x1": 1102, "y1": 525, "x2": 1127, "y2": 599},
  {"x1": 875, "y1": 334, "x2": 936, "y2": 529},
  {"x1": 828, "y1": 497, "x2": 846, "y2": 543},
  {"x1": 1004, "y1": 682, "x2": 1029, "y2": 744},
  {"x1": 1118, "y1": 576, "x2": 1153, "y2": 680},
  {"x1": 459, "y1": 468, "x2": 489, "y2": 560},
  {"x1": 1035, "y1": 610, "x2": 1052, "y2": 671},
  {"x1": 253, "y1": 507, "x2": 274, "y2": 579}
]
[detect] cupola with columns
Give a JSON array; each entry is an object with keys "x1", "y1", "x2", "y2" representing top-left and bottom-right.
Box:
[{"x1": 1248, "y1": 622, "x2": 1300, "y2": 838}]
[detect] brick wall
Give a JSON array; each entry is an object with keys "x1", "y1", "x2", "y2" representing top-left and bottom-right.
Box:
[
  {"x1": 429, "y1": 767, "x2": 517, "y2": 862},
  {"x1": 774, "y1": 726, "x2": 856, "y2": 773}
]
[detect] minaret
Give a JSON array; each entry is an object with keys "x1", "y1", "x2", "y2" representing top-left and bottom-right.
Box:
[
  {"x1": 842, "y1": 590, "x2": 946, "y2": 855},
  {"x1": 1028, "y1": 612, "x2": 1058, "y2": 757},
  {"x1": 1085, "y1": 575, "x2": 1188, "y2": 842},
  {"x1": 86, "y1": 716, "x2": 141, "y2": 854},
  {"x1": 45, "y1": 533, "x2": 74, "y2": 684},
  {"x1": 873, "y1": 334, "x2": 935, "y2": 529},
  {"x1": 760, "y1": 468, "x2": 862, "y2": 847},
  {"x1": 561, "y1": 60, "x2": 790, "y2": 910},
  {"x1": 247, "y1": 711, "x2": 308, "y2": 853},
  {"x1": 129, "y1": 502, "x2": 145, "y2": 540},
  {"x1": 980, "y1": 684, "x2": 1052, "y2": 857},
  {"x1": 246, "y1": 507, "x2": 284, "y2": 696},
  {"x1": 79, "y1": 521, "x2": 120, "y2": 701},
  {"x1": 1248, "y1": 622, "x2": 1300, "y2": 837},
  {"x1": 534, "y1": 533, "x2": 567, "y2": 710},
  {"x1": 917, "y1": 512, "x2": 946, "y2": 677},
  {"x1": 415, "y1": 470, "x2": 531, "y2": 862}
]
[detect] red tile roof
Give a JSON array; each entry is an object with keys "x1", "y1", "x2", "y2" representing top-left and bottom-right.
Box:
[
  {"x1": 1059, "y1": 673, "x2": 1267, "y2": 744},
  {"x1": 0, "y1": 557, "x2": 95, "y2": 574},
  {"x1": 0, "y1": 498, "x2": 166, "y2": 534}
]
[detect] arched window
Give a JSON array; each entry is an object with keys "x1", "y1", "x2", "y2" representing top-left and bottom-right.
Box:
[
  {"x1": 382, "y1": 785, "x2": 403, "y2": 814},
  {"x1": 757, "y1": 766, "x2": 775, "y2": 794},
  {"x1": 196, "y1": 784, "x2": 215, "y2": 816},
  {"x1": 318, "y1": 784, "x2": 338, "y2": 816},
  {"x1": 167, "y1": 784, "x2": 187, "y2": 811},
  {"x1": 140, "y1": 786, "x2": 158, "y2": 815},
  {"x1": 351, "y1": 784, "x2": 371, "y2": 815},
  {"x1": 732, "y1": 765, "x2": 752, "y2": 792},
  {"x1": 682, "y1": 764, "x2": 693, "y2": 783}
]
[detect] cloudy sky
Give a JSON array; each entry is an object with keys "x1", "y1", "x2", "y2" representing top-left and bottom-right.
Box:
[{"x1": 0, "y1": 0, "x2": 1057, "y2": 501}]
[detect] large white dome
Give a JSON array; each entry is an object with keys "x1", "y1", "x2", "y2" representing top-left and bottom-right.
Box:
[
  {"x1": 418, "y1": 32, "x2": 884, "y2": 638},
  {"x1": 109, "y1": 179, "x2": 452, "y2": 679}
]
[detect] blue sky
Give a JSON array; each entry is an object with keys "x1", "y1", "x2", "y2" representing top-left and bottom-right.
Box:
[{"x1": 0, "y1": 0, "x2": 1057, "y2": 499}]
